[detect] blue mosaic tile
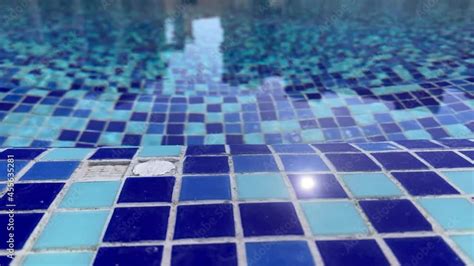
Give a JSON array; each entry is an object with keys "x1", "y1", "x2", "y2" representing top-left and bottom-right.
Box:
[
  {"x1": 239, "y1": 202, "x2": 304, "y2": 236},
  {"x1": 0, "y1": 160, "x2": 28, "y2": 181},
  {"x1": 317, "y1": 239, "x2": 389, "y2": 266},
  {"x1": 60, "y1": 181, "x2": 120, "y2": 209},
  {"x1": 180, "y1": 175, "x2": 231, "y2": 201},
  {"x1": 451, "y1": 235, "x2": 474, "y2": 262},
  {"x1": 0, "y1": 213, "x2": 43, "y2": 249},
  {"x1": 246, "y1": 241, "x2": 314, "y2": 266},
  {"x1": 171, "y1": 243, "x2": 237, "y2": 266},
  {"x1": 174, "y1": 204, "x2": 234, "y2": 239},
  {"x1": 89, "y1": 148, "x2": 137, "y2": 160},
  {"x1": 372, "y1": 152, "x2": 428, "y2": 170},
  {"x1": 0, "y1": 149, "x2": 45, "y2": 160},
  {"x1": 94, "y1": 246, "x2": 163, "y2": 266},
  {"x1": 325, "y1": 153, "x2": 381, "y2": 172},
  {"x1": 360, "y1": 199, "x2": 432, "y2": 233},
  {"x1": 118, "y1": 176, "x2": 175, "y2": 203},
  {"x1": 385, "y1": 237, "x2": 463, "y2": 266},
  {"x1": 35, "y1": 211, "x2": 108, "y2": 249},
  {"x1": 0, "y1": 183, "x2": 64, "y2": 210},
  {"x1": 341, "y1": 173, "x2": 402, "y2": 198},
  {"x1": 418, "y1": 198, "x2": 474, "y2": 231},
  {"x1": 20, "y1": 161, "x2": 79, "y2": 180},
  {"x1": 233, "y1": 155, "x2": 278, "y2": 173},
  {"x1": 186, "y1": 145, "x2": 226, "y2": 155},
  {"x1": 236, "y1": 174, "x2": 289, "y2": 200},
  {"x1": 289, "y1": 174, "x2": 347, "y2": 199},
  {"x1": 280, "y1": 154, "x2": 329, "y2": 172},
  {"x1": 183, "y1": 156, "x2": 229, "y2": 174},
  {"x1": 442, "y1": 171, "x2": 474, "y2": 194},
  {"x1": 103, "y1": 207, "x2": 170, "y2": 242},
  {"x1": 24, "y1": 252, "x2": 94, "y2": 266},
  {"x1": 416, "y1": 151, "x2": 473, "y2": 168},
  {"x1": 392, "y1": 171, "x2": 459, "y2": 196}
]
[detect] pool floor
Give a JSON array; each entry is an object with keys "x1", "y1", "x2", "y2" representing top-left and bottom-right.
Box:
[{"x1": 1, "y1": 140, "x2": 473, "y2": 265}]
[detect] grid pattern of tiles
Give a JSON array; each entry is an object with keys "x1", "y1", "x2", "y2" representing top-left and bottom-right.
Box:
[
  {"x1": 0, "y1": 79, "x2": 473, "y2": 147},
  {"x1": 0, "y1": 139, "x2": 473, "y2": 265}
]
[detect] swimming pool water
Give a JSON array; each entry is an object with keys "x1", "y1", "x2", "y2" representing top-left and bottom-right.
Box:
[{"x1": 0, "y1": 0, "x2": 473, "y2": 146}]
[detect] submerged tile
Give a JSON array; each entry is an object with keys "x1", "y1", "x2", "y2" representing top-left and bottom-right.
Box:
[
  {"x1": 171, "y1": 243, "x2": 237, "y2": 266},
  {"x1": 180, "y1": 175, "x2": 231, "y2": 201},
  {"x1": 289, "y1": 174, "x2": 347, "y2": 199},
  {"x1": 236, "y1": 174, "x2": 289, "y2": 200},
  {"x1": 317, "y1": 239, "x2": 389, "y2": 266},
  {"x1": 246, "y1": 241, "x2": 314, "y2": 266},
  {"x1": 94, "y1": 246, "x2": 163, "y2": 266},
  {"x1": 21, "y1": 161, "x2": 79, "y2": 180}
]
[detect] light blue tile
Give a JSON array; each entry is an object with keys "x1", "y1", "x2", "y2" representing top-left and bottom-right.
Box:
[
  {"x1": 139, "y1": 145, "x2": 181, "y2": 157},
  {"x1": 443, "y1": 171, "x2": 474, "y2": 194},
  {"x1": 451, "y1": 235, "x2": 474, "y2": 262},
  {"x1": 24, "y1": 252, "x2": 94, "y2": 266},
  {"x1": 205, "y1": 134, "x2": 225, "y2": 144},
  {"x1": 356, "y1": 142, "x2": 401, "y2": 151},
  {"x1": 236, "y1": 174, "x2": 289, "y2": 200},
  {"x1": 418, "y1": 198, "x2": 474, "y2": 230},
  {"x1": 244, "y1": 134, "x2": 265, "y2": 144},
  {"x1": 41, "y1": 148, "x2": 93, "y2": 161},
  {"x1": 34, "y1": 211, "x2": 109, "y2": 249},
  {"x1": 60, "y1": 181, "x2": 120, "y2": 208},
  {"x1": 405, "y1": 130, "x2": 431, "y2": 139},
  {"x1": 341, "y1": 173, "x2": 403, "y2": 198},
  {"x1": 301, "y1": 201, "x2": 368, "y2": 236},
  {"x1": 185, "y1": 123, "x2": 206, "y2": 134}
]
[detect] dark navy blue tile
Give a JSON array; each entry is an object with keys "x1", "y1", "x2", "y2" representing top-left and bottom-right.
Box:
[
  {"x1": 171, "y1": 243, "x2": 237, "y2": 266},
  {"x1": 180, "y1": 175, "x2": 231, "y2": 201},
  {"x1": 233, "y1": 155, "x2": 279, "y2": 172},
  {"x1": 392, "y1": 171, "x2": 459, "y2": 196},
  {"x1": 372, "y1": 152, "x2": 428, "y2": 170},
  {"x1": 118, "y1": 176, "x2": 175, "y2": 203},
  {"x1": 86, "y1": 120, "x2": 106, "y2": 131},
  {"x1": 289, "y1": 174, "x2": 347, "y2": 199},
  {"x1": 313, "y1": 143, "x2": 359, "y2": 153},
  {"x1": 0, "y1": 213, "x2": 43, "y2": 249},
  {"x1": 0, "y1": 149, "x2": 45, "y2": 160},
  {"x1": 89, "y1": 148, "x2": 137, "y2": 160},
  {"x1": 94, "y1": 246, "x2": 163, "y2": 266},
  {"x1": 229, "y1": 145, "x2": 271, "y2": 155},
  {"x1": 0, "y1": 183, "x2": 64, "y2": 210},
  {"x1": 438, "y1": 139, "x2": 474, "y2": 148},
  {"x1": 239, "y1": 202, "x2": 304, "y2": 236},
  {"x1": 106, "y1": 121, "x2": 126, "y2": 132},
  {"x1": 183, "y1": 156, "x2": 229, "y2": 174},
  {"x1": 0, "y1": 256, "x2": 12, "y2": 265},
  {"x1": 103, "y1": 207, "x2": 170, "y2": 242},
  {"x1": 21, "y1": 161, "x2": 79, "y2": 180},
  {"x1": 280, "y1": 155, "x2": 329, "y2": 172},
  {"x1": 246, "y1": 241, "x2": 314, "y2": 266},
  {"x1": 174, "y1": 204, "x2": 234, "y2": 239},
  {"x1": 395, "y1": 140, "x2": 443, "y2": 149},
  {"x1": 416, "y1": 151, "x2": 472, "y2": 168},
  {"x1": 385, "y1": 237, "x2": 463, "y2": 266},
  {"x1": 325, "y1": 153, "x2": 381, "y2": 172},
  {"x1": 58, "y1": 130, "x2": 80, "y2": 141},
  {"x1": 317, "y1": 239, "x2": 389, "y2": 266},
  {"x1": 185, "y1": 145, "x2": 226, "y2": 156},
  {"x1": 0, "y1": 160, "x2": 28, "y2": 181},
  {"x1": 360, "y1": 199, "x2": 432, "y2": 233}
]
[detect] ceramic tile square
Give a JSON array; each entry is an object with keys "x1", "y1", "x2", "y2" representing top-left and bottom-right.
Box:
[
  {"x1": 372, "y1": 152, "x2": 428, "y2": 170},
  {"x1": 442, "y1": 171, "x2": 474, "y2": 194},
  {"x1": 246, "y1": 241, "x2": 314, "y2": 266},
  {"x1": 0, "y1": 183, "x2": 64, "y2": 210},
  {"x1": 183, "y1": 156, "x2": 229, "y2": 174},
  {"x1": 236, "y1": 174, "x2": 289, "y2": 200},
  {"x1": 94, "y1": 246, "x2": 163, "y2": 266},
  {"x1": 180, "y1": 175, "x2": 231, "y2": 201},
  {"x1": 317, "y1": 239, "x2": 389, "y2": 266},
  {"x1": 41, "y1": 148, "x2": 93, "y2": 161},
  {"x1": 59, "y1": 181, "x2": 120, "y2": 208},
  {"x1": 359, "y1": 199, "x2": 432, "y2": 233},
  {"x1": 103, "y1": 207, "x2": 170, "y2": 242},
  {"x1": 34, "y1": 211, "x2": 109, "y2": 249},
  {"x1": 418, "y1": 197, "x2": 474, "y2": 231},
  {"x1": 118, "y1": 176, "x2": 175, "y2": 203},
  {"x1": 239, "y1": 202, "x2": 304, "y2": 236},
  {"x1": 341, "y1": 173, "x2": 402, "y2": 198},
  {"x1": 20, "y1": 161, "x2": 79, "y2": 180},
  {"x1": 385, "y1": 237, "x2": 463, "y2": 266},
  {"x1": 279, "y1": 155, "x2": 329, "y2": 172},
  {"x1": 392, "y1": 171, "x2": 459, "y2": 196},
  {"x1": 0, "y1": 213, "x2": 43, "y2": 250},
  {"x1": 233, "y1": 155, "x2": 279, "y2": 173},
  {"x1": 325, "y1": 153, "x2": 381, "y2": 172},
  {"x1": 301, "y1": 201, "x2": 368, "y2": 236},
  {"x1": 23, "y1": 253, "x2": 94, "y2": 266},
  {"x1": 139, "y1": 146, "x2": 182, "y2": 157},
  {"x1": 174, "y1": 204, "x2": 234, "y2": 239},
  {"x1": 289, "y1": 174, "x2": 347, "y2": 199},
  {"x1": 171, "y1": 243, "x2": 237, "y2": 266}
]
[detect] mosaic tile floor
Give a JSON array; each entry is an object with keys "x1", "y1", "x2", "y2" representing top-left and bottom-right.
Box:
[{"x1": 0, "y1": 140, "x2": 473, "y2": 265}]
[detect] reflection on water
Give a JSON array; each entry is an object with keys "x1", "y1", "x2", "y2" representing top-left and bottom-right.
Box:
[{"x1": 0, "y1": 0, "x2": 473, "y2": 95}]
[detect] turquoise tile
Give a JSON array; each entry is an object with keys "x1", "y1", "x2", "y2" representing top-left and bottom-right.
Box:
[
  {"x1": 341, "y1": 173, "x2": 403, "y2": 198},
  {"x1": 185, "y1": 123, "x2": 206, "y2": 134},
  {"x1": 451, "y1": 235, "x2": 474, "y2": 262},
  {"x1": 418, "y1": 198, "x2": 474, "y2": 230},
  {"x1": 205, "y1": 134, "x2": 225, "y2": 144},
  {"x1": 244, "y1": 134, "x2": 265, "y2": 144},
  {"x1": 443, "y1": 171, "x2": 474, "y2": 194},
  {"x1": 405, "y1": 130, "x2": 431, "y2": 139},
  {"x1": 139, "y1": 146, "x2": 182, "y2": 157},
  {"x1": 236, "y1": 174, "x2": 289, "y2": 200},
  {"x1": 34, "y1": 211, "x2": 109, "y2": 249},
  {"x1": 98, "y1": 132, "x2": 123, "y2": 146},
  {"x1": 60, "y1": 181, "x2": 120, "y2": 208},
  {"x1": 142, "y1": 135, "x2": 163, "y2": 146},
  {"x1": 301, "y1": 201, "x2": 368, "y2": 235},
  {"x1": 41, "y1": 148, "x2": 93, "y2": 161},
  {"x1": 24, "y1": 252, "x2": 94, "y2": 266}
]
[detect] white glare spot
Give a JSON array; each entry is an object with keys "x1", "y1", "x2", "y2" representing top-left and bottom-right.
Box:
[{"x1": 300, "y1": 176, "x2": 316, "y2": 190}]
